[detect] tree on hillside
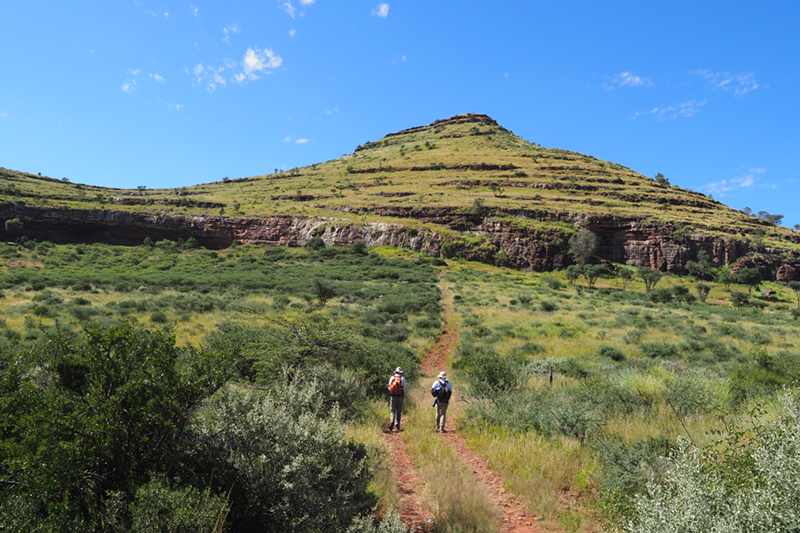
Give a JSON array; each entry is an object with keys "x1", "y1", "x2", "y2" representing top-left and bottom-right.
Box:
[
  {"x1": 730, "y1": 290, "x2": 750, "y2": 308},
  {"x1": 695, "y1": 282, "x2": 711, "y2": 302},
  {"x1": 569, "y1": 228, "x2": 598, "y2": 267},
  {"x1": 619, "y1": 268, "x2": 634, "y2": 290},
  {"x1": 654, "y1": 173, "x2": 670, "y2": 187},
  {"x1": 736, "y1": 267, "x2": 762, "y2": 296},
  {"x1": 638, "y1": 267, "x2": 664, "y2": 292},
  {"x1": 583, "y1": 264, "x2": 607, "y2": 288},
  {"x1": 686, "y1": 250, "x2": 713, "y2": 280},
  {"x1": 565, "y1": 265, "x2": 582, "y2": 285},
  {"x1": 715, "y1": 266, "x2": 734, "y2": 287}
]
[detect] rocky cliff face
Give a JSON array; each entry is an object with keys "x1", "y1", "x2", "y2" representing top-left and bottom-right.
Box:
[{"x1": 2, "y1": 203, "x2": 798, "y2": 280}]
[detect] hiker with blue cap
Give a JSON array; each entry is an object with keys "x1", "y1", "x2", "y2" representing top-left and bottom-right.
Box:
[{"x1": 431, "y1": 371, "x2": 453, "y2": 433}]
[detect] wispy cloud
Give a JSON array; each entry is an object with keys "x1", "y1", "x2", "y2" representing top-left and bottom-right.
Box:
[
  {"x1": 222, "y1": 23, "x2": 241, "y2": 43},
  {"x1": 289, "y1": 29, "x2": 296, "y2": 37},
  {"x1": 614, "y1": 71, "x2": 652, "y2": 87},
  {"x1": 372, "y1": 3, "x2": 389, "y2": 17},
  {"x1": 295, "y1": 138, "x2": 309, "y2": 144},
  {"x1": 692, "y1": 69, "x2": 761, "y2": 96},
  {"x1": 168, "y1": 103, "x2": 184, "y2": 111},
  {"x1": 300, "y1": 0, "x2": 315, "y2": 4},
  {"x1": 325, "y1": 108, "x2": 339, "y2": 115},
  {"x1": 280, "y1": 1, "x2": 296, "y2": 18},
  {"x1": 150, "y1": 73, "x2": 165, "y2": 83},
  {"x1": 701, "y1": 168, "x2": 768, "y2": 196},
  {"x1": 631, "y1": 99, "x2": 707, "y2": 120},
  {"x1": 192, "y1": 63, "x2": 230, "y2": 92},
  {"x1": 1, "y1": 112, "x2": 9, "y2": 119},
  {"x1": 164, "y1": 11, "x2": 169, "y2": 18},
  {"x1": 234, "y1": 47, "x2": 282, "y2": 82},
  {"x1": 190, "y1": 5, "x2": 199, "y2": 16},
  {"x1": 285, "y1": 136, "x2": 293, "y2": 142},
  {"x1": 391, "y1": 55, "x2": 407, "y2": 65}
]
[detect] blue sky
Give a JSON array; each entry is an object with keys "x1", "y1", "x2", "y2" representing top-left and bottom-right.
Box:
[{"x1": 1, "y1": 1, "x2": 799, "y2": 227}]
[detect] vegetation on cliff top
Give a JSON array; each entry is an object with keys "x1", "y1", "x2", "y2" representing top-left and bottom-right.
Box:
[{"x1": 2, "y1": 113, "x2": 797, "y2": 253}]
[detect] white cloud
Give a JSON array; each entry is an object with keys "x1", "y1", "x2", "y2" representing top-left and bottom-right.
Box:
[
  {"x1": 222, "y1": 23, "x2": 241, "y2": 43},
  {"x1": 693, "y1": 69, "x2": 761, "y2": 96},
  {"x1": 372, "y1": 3, "x2": 389, "y2": 17},
  {"x1": 190, "y1": 5, "x2": 199, "y2": 16},
  {"x1": 701, "y1": 168, "x2": 767, "y2": 197},
  {"x1": 235, "y1": 47, "x2": 282, "y2": 82},
  {"x1": 295, "y1": 138, "x2": 309, "y2": 144},
  {"x1": 164, "y1": 11, "x2": 169, "y2": 18},
  {"x1": 614, "y1": 71, "x2": 652, "y2": 87},
  {"x1": 122, "y1": 82, "x2": 134, "y2": 92},
  {"x1": 150, "y1": 73, "x2": 165, "y2": 83},
  {"x1": 281, "y1": 1, "x2": 296, "y2": 18},
  {"x1": 300, "y1": 0, "x2": 315, "y2": 5},
  {"x1": 131, "y1": 68, "x2": 141, "y2": 76},
  {"x1": 325, "y1": 108, "x2": 339, "y2": 115},
  {"x1": 289, "y1": 29, "x2": 296, "y2": 37},
  {"x1": 168, "y1": 103, "x2": 184, "y2": 111},
  {"x1": 285, "y1": 136, "x2": 292, "y2": 142},
  {"x1": 630, "y1": 99, "x2": 706, "y2": 120},
  {"x1": 1, "y1": 111, "x2": 9, "y2": 118}
]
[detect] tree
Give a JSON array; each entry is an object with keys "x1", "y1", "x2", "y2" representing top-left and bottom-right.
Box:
[
  {"x1": 788, "y1": 281, "x2": 800, "y2": 308},
  {"x1": 569, "y1": 228, "x2": 598, "y2": 267},
  {"x1": 715, "y1": 266, "x2": 734, "y2": 287},
  {"x1": 695, "y1": 282, "x2": 711, "y2": 302},
  {"x1": 619, "y1": 268, "x2": 634, "y2": 290},
  {"x1": 730, "y1": 290, "x2": 750, "y2": 308},
  {"x1": 654, "y1": 173, "x2": 670, "y2": 187},
  {"x1": 685, "y1": 250, "x2": 713, "y2": 280},
  {"x1": 489, "y1": 182, "x2": 504, "y2": 197},
  {"x1": 638, "y1": 267, "x2": 664, "y2": 292},
  {"x1": 565, "y1": 265, "x2": 582, "y2": 285},
  {"x1": 4, "y1": 217, "x2": 22, "y2": 235},
  {"x1": 735, "y1": 267, "x2": 762, "y2": 296},
  {"x1": 795, "y1": 224, "x2": 800, "y2": 232},
  {"x1": 314, "y1": 278, "x2": 336, "y2": 306},
  {"x1": 583, "y1": 264, "x2": 607, "y2": 288},
  {"x1": 0, "y1": 323, "x2": 233, "y2": 530}
]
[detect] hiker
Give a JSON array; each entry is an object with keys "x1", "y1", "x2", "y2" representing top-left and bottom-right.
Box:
[
  {"x1": 431, "y1": 371, "x2": 453, "y2": 433},
  {"x1": 387, "y1": 367, "x2": 406, "y2": 431}
]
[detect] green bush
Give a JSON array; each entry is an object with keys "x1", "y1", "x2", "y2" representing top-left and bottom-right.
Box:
[
  {"x1": 151, "y1": 310, "x2": 169, "y2": 323},
  {"x1": 639, "y1": 342, "x2": 679, "y2": 359},
  {"x1": 596, "y1": 345, "x2": 625, "y2": 361}
]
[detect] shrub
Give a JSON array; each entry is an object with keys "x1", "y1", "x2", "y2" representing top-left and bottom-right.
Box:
[
  {"x1": 542, "y1": 276, "x2": 564, "y2": 290},
  {"x1": 639, "y1": 342, "x2": 679, "y2": 359},
  {"x1": 151, "y1": 310, "x2": 169, "y2": 323},
  {"x1": 596, "y1": 345, "x2": 625, "y2": 361},
  {"x1": 539, "y1": 300, "x2": 558, "y2": 312}
]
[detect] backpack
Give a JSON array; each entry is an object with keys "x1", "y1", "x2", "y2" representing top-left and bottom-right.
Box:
[
  {"x1": 438, "y1": 381, "x2": 452, "y2": 403},
  {"x1": 389, "y1": 375, "x2": 403, "y2": 395}
]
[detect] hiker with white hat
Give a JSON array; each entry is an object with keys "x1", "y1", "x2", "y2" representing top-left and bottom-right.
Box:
[
  {"x1": 431, "y1": 371, "x2": 453, "y2": 433},
  {"x1": 387, "y1": 367, "x2": 406, "y2": 431}
]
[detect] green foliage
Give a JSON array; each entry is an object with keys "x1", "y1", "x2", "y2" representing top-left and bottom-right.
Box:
[
  {"x1": 626, "y1": 391, "x2": 800, "y2": 533},
  {"x1": 188, "y1": 383, "x2": 374, "y2": 533},
  {"x1": 568, "y1": 228, "x2": 597, "y2": 267},
  {"x1": 654, "y1": 173, "x2": 670, "y2": 187},
  {"x1": 565, "y1": 265, "x2": 582, "y2": 284},
  {"x1": 582, "y1": 264, "x2": 607, "y2": 288},
  {"x1": 3, "y1": 217, "x2": 23, "y2": 235},
  {"x1": 695, "y1": 282, "x2": 711, "y2": 302},
  {"x1": 596, "y1": 345, "x2": 625, "y2": 361},
  {"x1": 637, "y1": 268, "x2": 664, "y2": 292},
  {"x1": 685, "y1": 250, "x2": 713, "y2": 280},
  {"x1": 0, "y1": 322, "x2": 233, "y2": 531},
  {"x1": 306, "y1": 235, "x2": 326, "y2": 250},
  {"x1": 541, "y1": 276, "x2": 563, "y2": 290},
  {"x1": 454, "y1": 345, "x2": 529, "y2": 400},
  {"x1": 730, "y1": 290, "x2": 750, "y2": 308},
  {"x1": 788, "y1": 280, "x2": 800, "y2": 307},
  {"x1": 735, "y1": 267, "x2": 762, "y2": 296},
  {"x1": 639, "y1": 342, "x2": 679, "y2": 358},
  {"x1": 729, "y1": 349, "x2": 800, "y2": 403}
]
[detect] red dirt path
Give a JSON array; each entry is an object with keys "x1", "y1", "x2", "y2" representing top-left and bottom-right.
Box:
[{"x1": 384, "y1": 272, "x2": 545, "y2": 533}]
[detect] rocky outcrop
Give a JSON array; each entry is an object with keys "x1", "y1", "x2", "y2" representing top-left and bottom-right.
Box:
[{"x1": 2, "y1": 202, "x2": 798, "y2": 278}]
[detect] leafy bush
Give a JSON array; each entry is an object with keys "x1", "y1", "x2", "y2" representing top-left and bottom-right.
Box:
[
  {"x1": 596, "y1": 345, "x2": 625, "y2": 361},
  {"x1": 639, "y1": 342, "x2": 679, "y2": 359},
  {"x1": 188, "y1": 384, "x2": 374, "y2": 532},
  {"x1": 625, "y1": 391, "x2": 800, "y2": 532}
]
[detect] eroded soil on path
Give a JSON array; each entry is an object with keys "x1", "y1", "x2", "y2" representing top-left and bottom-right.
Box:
[{"x1": 384, "y1": 272, "x2": 545, "y2": 533}]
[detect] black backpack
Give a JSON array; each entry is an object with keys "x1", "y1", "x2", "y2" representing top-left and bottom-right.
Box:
[{"x1": 434, "y1": 380, "x2": 451, "y2": 403}]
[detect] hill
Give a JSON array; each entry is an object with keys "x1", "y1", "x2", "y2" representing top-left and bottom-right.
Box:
[{"x1": 2, "y1": 113, "x2": 799, "y2": 279}]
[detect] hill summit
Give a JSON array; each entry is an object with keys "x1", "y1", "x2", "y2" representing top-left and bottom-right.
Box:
[{"x1": 1, "y1": 113, "x2": 799, "y2": 279}]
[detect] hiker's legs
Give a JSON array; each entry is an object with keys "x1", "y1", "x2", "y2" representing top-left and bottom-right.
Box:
[
  {"x1": 436, "y1": 402, "x2": 448, "y2": 431},
  {"x1": 390, "y1": 396, "x2": 403, "y2": 428}
]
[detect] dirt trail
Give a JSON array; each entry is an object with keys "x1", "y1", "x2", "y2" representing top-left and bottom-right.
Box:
[
  {"x1": 384, "y1": 272, "x2": 545, "y2": 533},
  {"x1": 383, "y1": 431, "x2": 432, "y2": 532}
]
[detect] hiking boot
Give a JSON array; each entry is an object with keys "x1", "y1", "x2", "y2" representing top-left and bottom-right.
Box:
[{"x1": 388, "y1": 422, "x2": 394, "y2": 431}]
